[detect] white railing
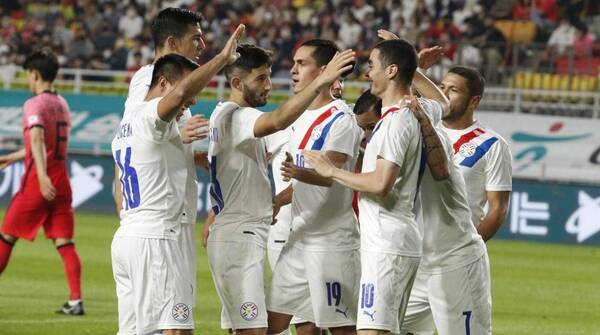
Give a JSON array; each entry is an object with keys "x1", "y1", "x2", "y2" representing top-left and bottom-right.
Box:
[{"x1": 1, "y1": 67, "x2": 599, "y2": 118}]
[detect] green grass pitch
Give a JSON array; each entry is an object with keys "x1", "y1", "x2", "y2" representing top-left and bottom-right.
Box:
[{"x1": 0, "y1": 211, "x2": 599, "y2": 334}]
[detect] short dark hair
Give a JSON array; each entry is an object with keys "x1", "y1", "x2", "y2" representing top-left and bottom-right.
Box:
[
  {"x1": 224, "y1": 44, "x2": 273, "y2": 81},
  {"x1": 149, "y1": 54, "x2": 199, "y2": 88},
  {"x1": 300, "y1": 39, "x2": 340, "y2": 67},
  {"x1": 151, "y1": 8, "x2": 203, "y2": 50},
  {"x1": 23, "y1": 49, "x2": 59, "y2": 82},
  {"x1": 354, "y1": 90, "x2": 382, "y2": 117},
  {"x1": 448, "y1": 66, "x2": 485, "y2": 97},
  {"x1": 372, "y1": 39, "x2": 418, "y2": 85}
]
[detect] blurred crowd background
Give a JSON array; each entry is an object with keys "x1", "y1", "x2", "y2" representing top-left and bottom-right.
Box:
[{"x1": 1, "y1": 0, "x2": 599, "y2": 84}]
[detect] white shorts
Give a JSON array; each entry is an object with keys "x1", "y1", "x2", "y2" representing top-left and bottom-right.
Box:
[
  {"x1": 401, "y1": 254, "x2": 492, "y2": 335},
  {"x1": 207, "y1": 240, "x2": 268, "y2": 330},
  {"x1": 180, "y1": 224, "x2": 197, "y2": 306},
  {"x1": 111, "y1": 236, "x2": 194, "y2": 335},
  {"x1": 268, "y1": 246, "x2": 360, "y2": 328},
  {"x1": 356, "y1": 250, "x2": 420, "y2": 333}
]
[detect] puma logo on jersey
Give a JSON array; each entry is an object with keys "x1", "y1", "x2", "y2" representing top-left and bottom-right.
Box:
[
  {"x1": 335, "y1": 307, "x2": 349, "y2": 318},
  {"x1": 363, "y1": 310, "x2": 376, "y2": 321}
]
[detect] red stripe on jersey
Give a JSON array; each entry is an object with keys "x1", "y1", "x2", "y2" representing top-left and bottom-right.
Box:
[
  {"x1": 298, "y1": 106, "x2": 338, "y2": 149},
  {"x1": 452, "y1": 127, "x2": 485, "y2": 154},
  {"x1": 379, "y1": 107, "x2": 400, "y2": 120}
]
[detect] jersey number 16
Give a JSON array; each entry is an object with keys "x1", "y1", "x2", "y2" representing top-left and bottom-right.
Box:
[{"x1": 115, "y1": 147, "x2": 141, "y2": 210}]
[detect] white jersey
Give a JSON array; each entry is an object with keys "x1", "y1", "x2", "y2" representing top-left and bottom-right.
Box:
[
  {"x1": 418, "y1": 129, "x2": 486, "y2": 274},
  {"x1": 112, "y1": 98, "x2": 186, "y2": 239},
  {"x1": 288, "y1": 99, "x2": 361, "y2": 251},
  {"x1": 207, "y1": 102, "x2": 272, "y2": 246},
  {"x1": 125, "y1": 64, "x2": 198, "y2": 225},
  {"x1": 265, "y1": 129, "x2": 292, "y2": 248},
  {"x1": 441, "y1": 120, "x2": 512, "y2": 227},
  {"x1": 359, "y1": 104, "x2": 425, "y2": 256}
]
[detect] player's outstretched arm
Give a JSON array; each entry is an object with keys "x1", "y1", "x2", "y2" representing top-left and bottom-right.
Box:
[
  {"x1": 303, "y1": 151, "x2": 399, "y2": 196},
  {"x1": 253, "y1": 50, "x2": 356, "y2": 138},
  {"x1": 402, "y1": 96, "x2": 449, "y2": 181},
  {"x1": 478, "y1": 191, "x2": 510, "y2": 241},
  {"x1": 158, "y1": 24, "x2": 246, "y2": 122},
  {"x1": 0, "y1": 148, "x2": 25, "y2": 170},
  {"x1": 30, "y1": 127, "x2": 56, "y2": 201},
  {"x1": 281, "y1": 151, "x2": 348, "y2": 187}
]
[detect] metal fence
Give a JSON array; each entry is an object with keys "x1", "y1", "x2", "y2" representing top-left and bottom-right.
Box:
[{"x1": 1, "y1": 65, "x2": 599, "y2": 118}]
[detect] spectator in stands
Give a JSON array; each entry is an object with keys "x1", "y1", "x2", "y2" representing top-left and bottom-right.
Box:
[
  {"x1": 573, "y1": 22, "x2": 596, "y2": 59},
  {"x1": 513, "y1": 0, "x2": 532, "y2": 20},
  {"x1": 531, "y1": 0, "x2": 560, "y2": 29},
  {"x1": 118, "y1": 6, "x2": 144, "y2": 39},
  {"x1": 338, "y1": 11, "x2": 362, "y2": 49},
  {"x1": 352, "y1": 0, "x2": 375, "y2": 22},
  {"x1": 67, "y1": 23, "x2": 94, "y2": 63},
  {"x1": 472, "y1": 16, "x2": 507, "y2": 84},
  {"x1": 547, "y1": 19, "x2": 575, "y2": 56},
  {"x1": 52, "y1": 17, "x2": 72, "y2": 49}
]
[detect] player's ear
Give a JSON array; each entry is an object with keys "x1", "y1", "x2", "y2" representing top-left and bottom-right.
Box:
[
  {"x1": 166, "y1": 36, "x2": 178, "y2": 51},
  {"x1": 386, "y1": 64, "x2": 398, "y2": 80},
  {"x1": 469, "y1": 95, "x2": 482, "y2": 110},
  {"x1": 231, "y1": 76, "x2": 242, "y2": 91}
]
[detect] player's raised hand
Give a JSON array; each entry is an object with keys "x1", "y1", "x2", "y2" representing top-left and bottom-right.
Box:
[
  {"x1": 181, "y1": 115, "x2": 210, "y2": 144},
  {"x1": 400, "y1": 95, "x2": 428, "y2": 123},
  {"x1": 377, "y1": 29, "x2": 400, "y2": 41},
  {"x1": 220, "y1": 24, "x2": 246, "y2": 65},
  {"x1": 39, "y1": 175, "x2": 57, "y2": 201},
  {"x1": 315, "y1": 50, "x2": 356, "y2": 89},
  {"x1": 281, "y1": 152, "x2": 296, "y2": 182},
  {"x1": 418, "y1": 46, "x2": 444, "y2": 69},
  {"x1": 302, "y1": 150, "x2": 335, "y2": 178}
]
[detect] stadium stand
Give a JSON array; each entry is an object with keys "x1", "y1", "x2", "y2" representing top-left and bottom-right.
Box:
[{"x1": 1, "y1": 0, "x2": 599, "y2": 85}]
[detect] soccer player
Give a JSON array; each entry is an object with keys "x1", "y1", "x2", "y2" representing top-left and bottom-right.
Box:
[
  {"x1": 395, "y1": 98, "x2": 491, "y2": 335},
  {"x1": 437, "y1": 67, "x2": 512, "y2": 241},
  {"x1": 207, "y1": 44, "x2": 354, "y2": 335},
  {"x1": 350, "y1": 91, "x2": 382, "y2": 215},
  {"x1": 0, "y1": 50, "x2": 83, "y2": 315},
  {"x1": 111, "y1": 25, "x2": 244, "y2": 335},
  {"x1": 302, "y1": 39, "x2": 447, "y2": 335},
  {"x1": 267, "y1": 39, "x2": 362, "y2": 335},
  {"x1": 114, "y1": 7, "x2": 210, "y2": 319}
]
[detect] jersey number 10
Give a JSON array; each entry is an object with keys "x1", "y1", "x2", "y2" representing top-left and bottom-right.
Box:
[{"x1": 115, "y1": 147, "x2": 141, "y2": 210}]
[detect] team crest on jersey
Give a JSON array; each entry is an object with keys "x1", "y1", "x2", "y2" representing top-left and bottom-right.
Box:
[
  {"x1": 311, "y1": 125, "x2": 323, "y2": 140},
  {"x1": 240, "y1": 301, "x2": 258, "y2": 321},
  {"x1": 459, "y1": 142, "x2": 477, "y2": 158},
  {"x1": 27, "y1": 115, "x2": 39, "y2": 126},
  {"x1": 172, "y1": 303, "x2": 190, "y2": 322}
]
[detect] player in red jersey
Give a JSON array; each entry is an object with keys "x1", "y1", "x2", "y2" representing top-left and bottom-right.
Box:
[{"x1": 0, "y1": 50, "x2": 83, "y2": 315}]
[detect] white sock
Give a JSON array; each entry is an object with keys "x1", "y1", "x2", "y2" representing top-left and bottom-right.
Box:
[{"x1": 68, "y1": 299, "x2": 81, "y2": 306}]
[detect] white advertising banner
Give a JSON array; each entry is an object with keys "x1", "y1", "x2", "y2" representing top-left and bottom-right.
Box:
[{"x1": 477, "y1": 112, "x2": 600, "y2": 183}]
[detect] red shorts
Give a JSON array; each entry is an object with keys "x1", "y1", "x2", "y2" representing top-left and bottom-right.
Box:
[{"x1": 1, "y1": 190, "x2": 74, "y2": 241}]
